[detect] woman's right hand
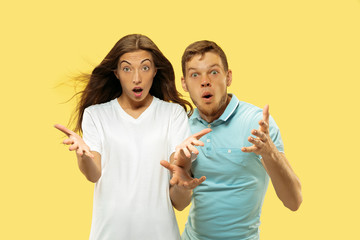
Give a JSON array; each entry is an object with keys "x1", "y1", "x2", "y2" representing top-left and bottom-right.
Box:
[{"x1": 54, "y1": 124, "x2": 94, "y2": 159}]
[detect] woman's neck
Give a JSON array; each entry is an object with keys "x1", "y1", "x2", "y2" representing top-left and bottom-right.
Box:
[{"x1": 117, "y1": 94, "x2": 153, "y2": 119}]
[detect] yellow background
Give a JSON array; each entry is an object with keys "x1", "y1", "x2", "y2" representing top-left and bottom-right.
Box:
[{"x1": 1, "y1": 0, "x2": 359, "y2": 239}]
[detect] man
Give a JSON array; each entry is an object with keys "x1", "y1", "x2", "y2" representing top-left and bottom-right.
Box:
[{"x1": 171, "y1": 40, "x2": 302, "y2": 240}]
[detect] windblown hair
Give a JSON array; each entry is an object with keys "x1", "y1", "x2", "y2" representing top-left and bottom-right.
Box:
[
  {"x1": 72, "y1": 34, "x2": 192, "y2": 133},
  {"x1": 181, "y1": 40, "x2": 229, "y2": 77}
]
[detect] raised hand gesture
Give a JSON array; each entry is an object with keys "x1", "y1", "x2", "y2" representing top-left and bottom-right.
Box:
[
  {"x1": 54, "y1": 124, "x2": 94, "y2": 159},
  {"x1": 55, "y1": 124, "x2": 101, "y2": 182},
  {"x1": 173, "y1": 128, "x2": 212, "y2": 170},
  {"x1": 161, "y1": 128, "x2": 211, "y2": 189},
  {"x1": 241, "y1": 105, "x2": 277, "y2": 157},
  {"x1": 241, "y1": 105, "x2": 303, "y2": 210},
  {"x1": 160, "y1": 160, "x2": 206, "y2": 189}
]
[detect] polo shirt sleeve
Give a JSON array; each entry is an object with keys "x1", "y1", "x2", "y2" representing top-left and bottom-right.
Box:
[
  {"x1": 82, "y1": 108, "x2": 102, "y2": 155},
  {"x1": 168, "y1": 105, "x2": 192, "y2": 159}
]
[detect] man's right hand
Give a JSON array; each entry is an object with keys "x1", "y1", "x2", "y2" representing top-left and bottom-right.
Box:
[{"x1": 173, "y1": 128, "x2": 211, "y2": 170}]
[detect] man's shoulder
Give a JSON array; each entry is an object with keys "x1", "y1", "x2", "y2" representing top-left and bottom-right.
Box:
[{"x1": 233, "y1": 99, "x2": 263, "y2": 122}]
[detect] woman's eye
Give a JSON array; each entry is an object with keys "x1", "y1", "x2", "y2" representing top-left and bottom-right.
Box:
[
  {"x1": 142, "y1": 66, "x2": 150, "y2": 71},
  {"x1": 123, "y1": 67, "x2": 130, "y2": 72},
  {"x1": 191, "y1": 73, "x2": 199, "y2": 78}
]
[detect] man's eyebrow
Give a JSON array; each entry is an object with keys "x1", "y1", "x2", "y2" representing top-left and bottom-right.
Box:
[
  {"x1": 187, "y1": 64, "x2": 221, "y2": 72},
  {"x1": 209, "y1": 64, "x2": 221, "y2": 68},
  {"x1": 187, "y1": 67, "x2": 197, "y2": 72}
]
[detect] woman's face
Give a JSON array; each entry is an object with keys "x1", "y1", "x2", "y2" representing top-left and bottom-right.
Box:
[{"x1": 114, "y1": 50, "x2": 157, "y2": 106}]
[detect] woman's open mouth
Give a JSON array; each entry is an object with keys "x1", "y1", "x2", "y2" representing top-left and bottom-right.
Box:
[{"x1": 133, "y1": 87, "x2": 143, "y2": 97}]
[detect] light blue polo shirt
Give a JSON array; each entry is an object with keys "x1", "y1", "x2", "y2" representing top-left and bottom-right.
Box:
[{"x1": 182, "y1": 94, "x2": 284, "y2": 240}]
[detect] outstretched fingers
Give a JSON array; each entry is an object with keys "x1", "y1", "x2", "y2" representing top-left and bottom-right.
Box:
[
  {"x1": 263, "y1": 104, "x2": 270, "y2": 124},
  {"x1": 182, "y1": 147, "x2": 192, "y2": 158},
  {"x1": 242, "y1": 105, "x2": 273, "y2": 154},
  {"x1": 160, "y1": 160, "x2": 173, "y2": 171},
  {"x1": 242, "y1": 145, "x2": 258, "y2": 153},
  {"x1": 194, "y1": 176, "x2": 206, "y2": 186},
  {"x1": 251, "y1": 129, "x2": 267, "y2": 142},
  {"x1": 186, "y1": 176, "x2": 206, "y2": 189},
  {"x1": 191, "y1": 139, "x2": 205, "y2": 147},
  {"x1": 184, "y1": 144, "x2": 200, "y2": 156},
  {"x1": 248, "y1": 136, "x2": 265, "y2": 148},
  {"x1": 54, "y1": 124, "x2": 75, "y2": 137},
  {"x1": 260, "y1": 105, "x2": 270, "y2": 133},
  {"x1": 63, "y1": 138, "x2": 74, "y2": 145},
  {"x1": 192, "y1": 128, "x2": 212, "y2": 140},
  {"x1": 69, "y1": 142, "x2": 79, "y2": 151},
  {"x1": 160, "y1": 161, "x2": 179, "y2": 185},
  {"x1": 259, "y1": 119, "x2": 269, "y2": 134}
]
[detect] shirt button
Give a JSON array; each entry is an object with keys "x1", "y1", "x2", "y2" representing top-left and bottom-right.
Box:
[
  {"x1": 207, "y1": 124, "x2": 211, "y2": 128},
  {"x1": 228, "y1": 149, "x2": 231, "y2": 153},
  {"x1": 207, "y1": 139, "x2": 211, "y2": 143}
]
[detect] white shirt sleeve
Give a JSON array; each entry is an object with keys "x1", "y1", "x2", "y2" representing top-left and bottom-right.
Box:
[
  {"x1": 82, "y1": 108, "x2": 102, "y2": 155},
  {"x1": 168, "y1": 105, "x2": 191, "y2": 160}
]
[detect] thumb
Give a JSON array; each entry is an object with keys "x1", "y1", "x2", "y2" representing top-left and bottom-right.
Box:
[{"x1": 160, "y1": 160, "x2": 173, "y2": 171}]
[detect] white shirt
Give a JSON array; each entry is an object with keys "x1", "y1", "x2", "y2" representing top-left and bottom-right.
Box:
[{"x1": 82, "y1": 97, "x2": 191, "y2": 240}]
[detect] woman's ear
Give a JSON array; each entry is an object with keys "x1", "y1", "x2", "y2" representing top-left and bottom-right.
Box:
[{"x1": 114, "y1": 70, "x2": 119, "y2": 79}]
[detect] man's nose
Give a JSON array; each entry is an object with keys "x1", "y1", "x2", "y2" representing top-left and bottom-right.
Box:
[{"x1": 201, "y1": 76, "x2": 211, "y2": 87}]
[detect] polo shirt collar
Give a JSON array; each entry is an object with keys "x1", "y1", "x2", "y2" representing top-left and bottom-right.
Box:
[{"x1": 190, "y1": 93, "x2": 239, "y2": 124}]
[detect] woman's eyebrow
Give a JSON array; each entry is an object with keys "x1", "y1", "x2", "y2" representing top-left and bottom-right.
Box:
[
  {"x1": 119, "y1": 60, "x2": 131, "y2": 65},
  {"x1": 141, "y1": 58, "x2": 151, "y2": 64},
  {"x1": 119, "y1": 59, "x2": 152, "y2": 65}
]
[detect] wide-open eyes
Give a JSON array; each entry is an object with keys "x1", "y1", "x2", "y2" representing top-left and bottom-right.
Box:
[
  {"x1": 210, "y1": 70, "x2": 218, "y2": 75},
  {"x1": 122, "y1": 67, "x2": 131, "y2": 72},
  {"x1": 142, "y1": 65, "x2": 150, "y2": 71},
  {"x1": 190, "y1": 72, "x2": 199, "y2": 78},
  {"x1": 189, "y1": 70, "x2": 219, "y2": 79},
  {"x1": 121, "y1": 65, "x2": 151, "y2": 72}
]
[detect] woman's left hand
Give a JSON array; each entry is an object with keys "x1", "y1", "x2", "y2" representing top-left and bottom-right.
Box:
[{"x1": 160, "y1": 160, "x2": 206, "y2": 189}]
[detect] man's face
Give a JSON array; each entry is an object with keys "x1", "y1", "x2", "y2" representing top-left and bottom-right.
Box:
[{"x1": 182, "y1": 52, "x2": 232, "y2": 123}]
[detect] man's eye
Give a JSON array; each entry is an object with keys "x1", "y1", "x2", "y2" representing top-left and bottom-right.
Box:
[
  {"x1": 210, "y1": 70, "x2": 218, "y2": 75},
  {"x1": 142, "y1": 66, "x2": 150, "y2": 71},
  {"x1": 123, "y1": 67, "x2": 130, "y2": 72},
  {"x1": 191, "y1": 73, "x2": 199, "y2": 77}
]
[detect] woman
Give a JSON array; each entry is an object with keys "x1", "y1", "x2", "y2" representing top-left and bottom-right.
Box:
[{"x1": 55, "y1": 34, "x2": 209, "y2": 240}]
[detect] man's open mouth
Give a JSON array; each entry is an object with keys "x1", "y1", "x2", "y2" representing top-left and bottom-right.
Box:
[{"x1": 202, "y1": 92, "x2": 213, "y2": 99}]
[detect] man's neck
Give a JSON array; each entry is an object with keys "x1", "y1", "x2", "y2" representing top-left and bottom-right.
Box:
[{"x1": 199, "y1": 94, "x2": 232, "y2": 123}]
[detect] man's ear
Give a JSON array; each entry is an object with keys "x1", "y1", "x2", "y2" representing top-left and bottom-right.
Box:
[
  {"x1": 226, "y1": 70, "x2": 232, "y2": 87},
  {"x1": 181, "y1": 76, "x2": 188, "y2": 92}
]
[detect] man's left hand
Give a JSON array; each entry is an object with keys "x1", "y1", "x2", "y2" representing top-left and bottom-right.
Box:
[{"x1": 241, "y1": 104, "x2": 277, "y2": 157}]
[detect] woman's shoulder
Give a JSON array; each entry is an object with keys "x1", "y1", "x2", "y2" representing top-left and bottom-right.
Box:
[
  {"x1": 153, "y1": 97, "x2": 185, "y2": 112},
  {"x1": 85, "y1": 98, "x2": 117, "y2": 113}
]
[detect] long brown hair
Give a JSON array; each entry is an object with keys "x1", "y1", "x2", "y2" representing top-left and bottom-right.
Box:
[{"x1": 72, "y1": 34, "x2": 192, "y2": 132}]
